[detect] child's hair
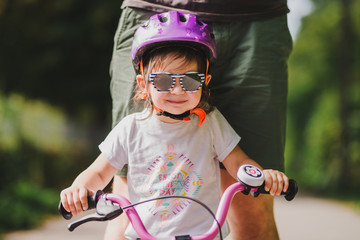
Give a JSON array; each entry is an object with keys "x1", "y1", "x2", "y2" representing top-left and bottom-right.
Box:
[{"x1": 134, "y1": 45, "x2": 214, "y2": 115}]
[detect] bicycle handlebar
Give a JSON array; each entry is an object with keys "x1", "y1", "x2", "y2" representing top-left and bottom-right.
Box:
[
  {"x1": 253, "y1": 179, "x2": 298, "y2": 201},
  {"x1": 59, "y1": 165, "x2": 298, "y2": 239}
]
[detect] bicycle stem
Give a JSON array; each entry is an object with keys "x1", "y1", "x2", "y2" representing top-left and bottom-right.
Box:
[
  {"x1": 105, "y1": 193, "x2": 160, "y2": 240},
  {"x1": 193, "y1": 182, "x2": 249, "y2": 240}
]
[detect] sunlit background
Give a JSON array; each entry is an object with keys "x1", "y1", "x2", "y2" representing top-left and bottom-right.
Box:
[{"x1": 0, "y1": 0, "x2": 359, "y2": 237}]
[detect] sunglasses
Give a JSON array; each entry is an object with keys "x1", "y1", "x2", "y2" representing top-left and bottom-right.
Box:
[{"x1": 148, "y1": 72, "x2": 205, "y2": 92}]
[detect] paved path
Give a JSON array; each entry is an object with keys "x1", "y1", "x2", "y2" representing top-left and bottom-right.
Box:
[{"x1": 4, "y1": 193, "x2": 360, "y2": 240}]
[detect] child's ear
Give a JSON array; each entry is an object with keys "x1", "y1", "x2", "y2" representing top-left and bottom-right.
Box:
[
  {"x1": 205, "y1": 74, "x2": 212, "y2": 86},
  {"x1": 136, "y1": 74, "x2": 146, "y2": 90}
]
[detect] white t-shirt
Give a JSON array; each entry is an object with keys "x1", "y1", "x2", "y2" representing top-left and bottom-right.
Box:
[{"x1": 99, "y1": 108, "x2": 240, "y2": 239}]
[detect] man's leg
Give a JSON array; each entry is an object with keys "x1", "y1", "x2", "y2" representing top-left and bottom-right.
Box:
[{"x1": 212, "y1": 15, "x2": 292, "y2": 239}]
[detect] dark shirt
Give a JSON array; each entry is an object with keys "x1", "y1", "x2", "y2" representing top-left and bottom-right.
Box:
[{"x1": 121, "y1": 0, "x2": 289, "y2": 21}]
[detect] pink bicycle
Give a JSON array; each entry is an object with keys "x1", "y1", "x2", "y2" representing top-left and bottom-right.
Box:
[{"x1": 59, "y1": 165, "x2": 298, "y2": 240}]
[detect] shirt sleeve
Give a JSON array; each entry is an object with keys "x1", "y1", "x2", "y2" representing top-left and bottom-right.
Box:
[
  {"x1": 208, "y1": 109, "x2": 241, "y2": 162},
  {"x1": 98, "y1": 118, "x2": 129, "y2": 170}
]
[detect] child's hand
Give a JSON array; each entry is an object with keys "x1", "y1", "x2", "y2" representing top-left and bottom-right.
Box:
[
  {"x1": 263, "y1": 169, "x2": 289, "y2": 196},
  {"x1": 60, "y1": 186, "x2": 94, "y2": 216}
]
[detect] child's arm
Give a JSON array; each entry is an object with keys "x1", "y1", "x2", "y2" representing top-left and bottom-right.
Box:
[
  {"x1": 60, "y1": 153, "x2": 117, "y2": 216},
  {"x1": 222, "y1": 146, "x2": 289, "y2": 196}
]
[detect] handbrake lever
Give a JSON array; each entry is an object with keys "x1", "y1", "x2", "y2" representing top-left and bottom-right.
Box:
[{"x1": 68, "y1": 197, "x2": 123, "y2": 231}]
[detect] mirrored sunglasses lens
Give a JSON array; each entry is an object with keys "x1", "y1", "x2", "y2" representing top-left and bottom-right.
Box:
[
  {"x1": 153, "y1": 74, "x2": 173, "y2": 91},
  {"x1": 182, "y1": 74, "x2": 203, "y2": 91}
]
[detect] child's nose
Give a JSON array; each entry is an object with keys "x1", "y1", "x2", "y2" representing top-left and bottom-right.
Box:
[{"x1": 170, "y1": 77, "x2": 185, "y2": 94}]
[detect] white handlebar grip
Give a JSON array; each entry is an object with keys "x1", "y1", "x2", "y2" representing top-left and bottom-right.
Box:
[{"x1": 237, "y1": 165, "x2": 264, "y2": 187}]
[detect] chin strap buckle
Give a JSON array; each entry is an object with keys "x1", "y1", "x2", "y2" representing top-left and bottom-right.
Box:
[{"x1": 183, "y1": 116, "x2": 191, "y2": 121}]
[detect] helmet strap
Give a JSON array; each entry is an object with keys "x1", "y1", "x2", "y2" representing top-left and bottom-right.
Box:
[
  {"x1": 140, "y1": 58, "x2": 145, "y2": 77},
  {"x1": 153, "y1": 104, "x2": 206, "y2": 126},
  {"x1": 206, "y1": 58, "x2": 209, "y2": 80},
  {"x1": 204, "y1": 58, "x2": 210, "y2": 88}
]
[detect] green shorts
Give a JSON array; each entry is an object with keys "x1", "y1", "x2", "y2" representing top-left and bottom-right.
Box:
[{"x1": 110, "y1": 7, "x2": 292, "y2": 176}]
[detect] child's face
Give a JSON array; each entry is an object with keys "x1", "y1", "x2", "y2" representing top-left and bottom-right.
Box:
[{"x1": 138, "y1": 58, "x2": 211, "y2": 123}]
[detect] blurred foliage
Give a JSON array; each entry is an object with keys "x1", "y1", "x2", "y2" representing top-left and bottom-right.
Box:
[
  {"x1": 0, "y1": 181, "x2": 59, "y2": 235},
  {"x1": 0, "y1": 0, "x2": 120, "y2": 233},
  {"x1": 0, "y1": 94, "x2": 67, "y2": 152},
  {"x1": 285, "y1": 0, "x2": 360, "y2": 193},
  {"x1": 0, "y1": 92, "x2": 100, "y2": 234},
  {"x1": 0, "y1": 93, "x2": 95, "y2": 188},
  {"x1": 0, "y1": 0, "x2": 119, "y2": 122}
]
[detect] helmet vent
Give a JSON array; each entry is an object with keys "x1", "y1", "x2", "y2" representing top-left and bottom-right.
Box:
[
  {"x1": 159, "y1": 16, "x2": 168, "y2": 23},
  {"x1": 196, "y1": 19, "x2": 204, "y2": 26},
  {"x1": 131, "y1": 11, "x2": 217, "y2": 71},
  {"x1": 179, "y1": 14, "x2": 187, "y2": 23}
]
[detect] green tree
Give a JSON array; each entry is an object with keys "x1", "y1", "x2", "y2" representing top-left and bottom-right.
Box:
[
  {"x1": 0, "y1": 0, "x2": 119, "y2": 123},
  {"x1": 286, "y1": 0, "x2": 360, "y2": 192},
  {"x1": 0, "y1": 0, "x2": 122, "y2": 233}
]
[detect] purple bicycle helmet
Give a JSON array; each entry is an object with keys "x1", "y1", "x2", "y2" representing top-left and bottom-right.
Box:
[{"x1": 131, "y1": 11, "x2": 216, "y2": 73}]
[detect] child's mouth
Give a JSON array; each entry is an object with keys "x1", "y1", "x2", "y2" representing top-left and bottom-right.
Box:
[{"x1": 167, "y1": 100, "x2": 187, "y2": 104}]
